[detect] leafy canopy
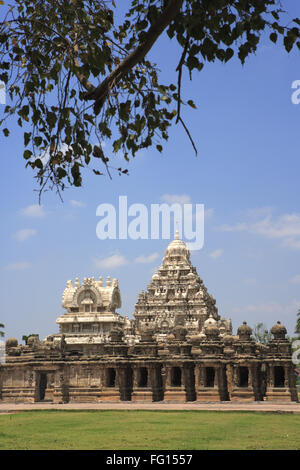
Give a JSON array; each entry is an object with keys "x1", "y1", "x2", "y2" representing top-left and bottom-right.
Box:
[{"x1": 0, "y1": 0, "x2": 300, "y2": 196}]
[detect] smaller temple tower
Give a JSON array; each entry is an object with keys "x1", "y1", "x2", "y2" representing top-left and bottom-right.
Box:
[{"x1": 53, "y1": 275, "x2": 124, "y2": 351}]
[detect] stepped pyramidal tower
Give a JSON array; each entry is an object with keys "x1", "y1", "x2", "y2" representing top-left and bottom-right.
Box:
[{"x1": 134, "y1": 231, "x2": 232, "y2": 341}]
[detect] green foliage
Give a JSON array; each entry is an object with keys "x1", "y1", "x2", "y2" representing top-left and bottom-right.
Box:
[
  {"x1": 252, "y1": 322, "x2": 272, "y2": 344},
  {"x1": 0, "y1": 322, "x2": 4, "y2": 338},
  {"x1": 0, "y1": 0, "x2": 300, "y2": 196}
]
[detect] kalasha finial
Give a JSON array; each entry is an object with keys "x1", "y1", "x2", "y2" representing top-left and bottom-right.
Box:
[{"x1": 175, "y1": 229, "x2": 180, "y2": 240}]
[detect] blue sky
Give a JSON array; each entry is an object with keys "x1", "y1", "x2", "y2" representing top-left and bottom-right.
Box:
[{"x1": 1, "y1": 1, "x2": 300, "y2": 342}]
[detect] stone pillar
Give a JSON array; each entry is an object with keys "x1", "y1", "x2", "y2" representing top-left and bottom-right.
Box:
[
  {"x1": 53, "y1": 367, "x2": 69, "y2": 403},
  {"x1": 233, "y1": 365, "x2": 239, "y2": 388},
  {"x1": 250, "y1": 364, "x2": 261, "y2": 401},
  {"x1": 182, "y1": 363, "x2": 196, "y2": 402},
  {"x1": 225, "y1": 363, "x2": 233, "y2": 399},
  {"x1": 34, "y1": 370, "x2": 41, "y2": 402},
  {"x1": 165, "y1": 365, "x2": 171, "y2": 388},
  {"x1": 284, "y1": 365, "x2": 289, "y2": 388},
  {"x1": 194, "y1": 364, "x2": 200, "y2": 391},
  {"x1": 117, "y1": 365, "x2": 132, "y2": 401},
  {"x1": 133, "y1": 365, "x2": 139, "y2": 388},
  {"x1": 269, "y1": 365, "x2": 274, "y2": 388},
  {"x1": 198, "y1": 365, "x2": 205, "y2": 388},
  {"x1": 150, "y1": 364, "x2": 164, "y2": 402},
  {"x1": 217, "y1": 365, "x2": 230, "y2": 401},
  {"x1": 287, "y1": 364, "x2": 299, "y2": 402}
]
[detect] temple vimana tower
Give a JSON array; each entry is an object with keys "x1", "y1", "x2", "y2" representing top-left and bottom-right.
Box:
[{"x1": 0, "y1": 232, "x2": 298, "y2": 403}]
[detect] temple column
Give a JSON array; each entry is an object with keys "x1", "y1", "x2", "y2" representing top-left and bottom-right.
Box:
[
  {"x1": 182, "y1": 363, "x2": 196, "y2": 402},
  {"x1": 118, "y1": 365, "x2": 132, "y2": 401},
  {"x1": 53, "y1": 366, "x2": 69, "y2": 404},
  {"x1": 284, "y1": 365, "x2": 289, "y2": 388},
  {"x1": 217, "y1": 365, "x2": 230, "y2": 401},
  {"x1": 194, "y1": 364, "x2": 200, "y2": 391},
  {"x1": 150, "y1": 364, "x2": 164, "y2": 402}
]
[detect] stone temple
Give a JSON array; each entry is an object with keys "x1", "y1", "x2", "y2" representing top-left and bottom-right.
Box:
[{"x1": 0, "y1": 233, "x2": 298, "y2": 403}]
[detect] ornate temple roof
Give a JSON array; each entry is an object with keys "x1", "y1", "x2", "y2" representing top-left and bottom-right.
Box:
[
  {"x1": 134, "y1": 232, "x2": 225, "y2": 335},
  {"x1": 61, "y1": 275, "x2": 121, "y2": 312}
]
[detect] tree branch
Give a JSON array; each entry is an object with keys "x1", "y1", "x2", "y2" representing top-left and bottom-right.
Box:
[
  {"x1": 175, "y1": 35, "x2": 189, "y2": 124},
  {"x1": 85, "y1": 0, "x2": 184, "y2": 114}
]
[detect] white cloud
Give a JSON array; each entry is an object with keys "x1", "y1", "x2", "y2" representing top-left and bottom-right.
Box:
[
  {"x1": 209, "y1": 249, "x2": 223, "y2": 259},
  {"x1": 93, "y1": 253, "x2": 128, "y2": 270},
  {"x1": 218, "y1": 222, "x2": 248, "y2": 232},
  {"x1": 160, "y1": 194, "x2": 191, "y2": 205},
  {"x1": 70, "y1": 200, "x2": 86, "y2": 208},
  {"x1": 218, "y1": 209, "x2": 300, "y2": 250},
  {"x1": 251, "y1": 214, "x2": 300, "y2": 240},
  {"x1": 135, "y1": 253, "x2": 159, "y2": 264},
  {"x1": 232, "y1": 299, "x2": 300, "y2": 318},
  {"x1": 13, "y1": 229, "x2": 37, "y2": 242},
  {"x1": 4, "y1": 262, "x2": 31, "y2": 271},
  {"x1": 20, "y1": 204, "x2": 45, "y2": 218},
  {"x1": 246, "y1": 206, "x2": 274, "y2": 218},
  {"x1": 290, "y1": 274, "x2": 300, "y2": 285}
]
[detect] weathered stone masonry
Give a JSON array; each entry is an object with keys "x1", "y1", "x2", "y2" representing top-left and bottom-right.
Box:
[{"x1": 0, "y1": 233, "x2": 298, "y2": 403}]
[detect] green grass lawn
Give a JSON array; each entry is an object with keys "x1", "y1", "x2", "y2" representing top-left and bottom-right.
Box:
[{"x1": 0, "y1": 410, "x2": 299, "y2": 450}]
